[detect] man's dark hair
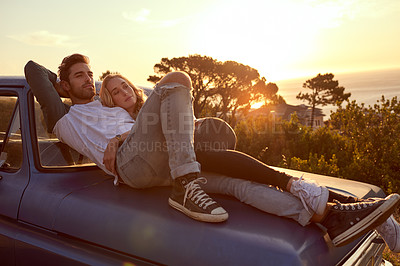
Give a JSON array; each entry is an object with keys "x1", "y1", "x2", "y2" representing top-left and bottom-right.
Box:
[{"x1": 58, "y1": 54, "x2": 90, "y2": 82}]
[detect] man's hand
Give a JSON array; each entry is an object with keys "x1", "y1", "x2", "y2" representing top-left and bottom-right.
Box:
[
  {"x1": 54, "y1": 81, "x2": 70, "y2": 98},
  {"x1": 103, "y1": 138, "x2": 119, "y2": 175}
]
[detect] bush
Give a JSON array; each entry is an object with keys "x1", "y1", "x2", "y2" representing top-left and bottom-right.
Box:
[{"x1": 234, "y1": 96, "x2": 400, "y2": 195}]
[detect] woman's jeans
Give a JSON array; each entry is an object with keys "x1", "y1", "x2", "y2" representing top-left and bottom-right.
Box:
[
  {"x1": 116, "y1": 83, "x2": 200, "y2": 188},
  {"x1": 115, "y1": 82, "x2": 312, "y2": 225}
]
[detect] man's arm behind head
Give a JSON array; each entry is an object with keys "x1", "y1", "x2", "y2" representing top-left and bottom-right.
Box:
[{"x1": 24, "y1": 60, "x2": 69, "y2": 133}]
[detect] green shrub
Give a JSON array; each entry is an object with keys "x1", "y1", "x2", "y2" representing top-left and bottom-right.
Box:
[{"x1": 234, "y1": 96, "x2": 400, "y2": 195}]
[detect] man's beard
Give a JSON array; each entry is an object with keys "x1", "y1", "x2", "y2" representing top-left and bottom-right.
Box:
[{"x1": 70, "y1": 83, "x2": 95, "y2": 100}]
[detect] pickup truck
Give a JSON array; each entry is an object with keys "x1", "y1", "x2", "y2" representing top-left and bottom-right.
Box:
[{"x1": 0, "y1": 76, "x2": 389, "y2": 265}]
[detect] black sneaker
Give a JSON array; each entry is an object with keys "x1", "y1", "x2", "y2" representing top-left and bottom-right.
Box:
[
  {"x1": 168, "y1": 173, "x2": 228, "y2": 223},
  {"x1": 321, "y1": 193, "x2": 400, "y2": 247},
  {"x1": 329, "y1": 190, "x2": 388, "y2": 204},
  {"x1": 328, "y1": 190, "x2": 363, "y2": 203}
]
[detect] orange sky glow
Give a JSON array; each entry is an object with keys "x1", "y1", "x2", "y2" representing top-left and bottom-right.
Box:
[{"x1": 1, "y1": 0, "x2": 399, "y2": 92}]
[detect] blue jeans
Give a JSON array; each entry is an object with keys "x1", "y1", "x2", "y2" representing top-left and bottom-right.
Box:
[
  {"x1": 115, "y1": 82, "x2": 313, "y2": 226},
  {"x1": 116, "y1": 83, "x2": 200, "y2": 188},
  {"x1": 116, "y1": 82, "x2": 238, "y2": 188},
  {"x1": 201, "y1": 173, "x2": 313, "y2": 226}
]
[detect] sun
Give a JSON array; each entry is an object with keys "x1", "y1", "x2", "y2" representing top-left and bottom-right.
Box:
[
  {"x1": 251, "y1": 101, "x2": 264, "y2": 109},
  {"x1": 188, "y1": 0, "x2": 332, "y2": 81}
]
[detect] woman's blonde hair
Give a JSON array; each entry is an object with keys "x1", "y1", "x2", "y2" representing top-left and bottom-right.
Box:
[{"x1": 100, "y1": 74, "x2": 146, "y2": 118}]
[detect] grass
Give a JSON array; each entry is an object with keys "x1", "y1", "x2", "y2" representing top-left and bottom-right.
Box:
[{"x1": 383, "y1": 209, "x2": 400, "y2": 266}]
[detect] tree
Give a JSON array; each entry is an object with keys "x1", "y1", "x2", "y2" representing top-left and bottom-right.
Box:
[
  {"x1": 253, "y1": 80, "x2": 284, "y2": 105},
  {"x1": 148, "y1": 55, "x2": 278, "y2": 124},
  {"x1": 99, "y1": 70, "x2": 120, "y2": 81},
  {"x1": 254, "y1": 80, "x2": 278, "y2": 100},
  {"x1": 296, "y1": 73, "x2": 350, "y2": 127},
  {"x1": 148, "y1": 55, "x2": 220, "y2": 118},
  {"x1": 212, "y1": 60, "x2": 264, "y2": 124},
  {"x1": 329, "y1": 96, "x2": 400, "y2": 194}
]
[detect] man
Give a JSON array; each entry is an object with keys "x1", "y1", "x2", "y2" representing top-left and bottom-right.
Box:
[
  {"x1": 25, "y1": 54, "x2": 228, "y2": 223},
  {"x1": 25, "y1": 54, "x2": 399, "y2": 249}
]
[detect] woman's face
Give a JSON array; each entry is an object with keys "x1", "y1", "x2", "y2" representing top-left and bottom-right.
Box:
[{"x1": 106, "y1": 77, "x2": 137, "y2": 111}]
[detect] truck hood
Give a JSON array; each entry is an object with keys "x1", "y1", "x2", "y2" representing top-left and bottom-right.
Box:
[{"x1": 52, "y1": 168, "x2": 384, "y2": 265}]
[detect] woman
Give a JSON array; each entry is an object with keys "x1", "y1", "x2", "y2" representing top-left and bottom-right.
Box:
[
  {"x1": 99, "y1": 74, "x2": 146, "y2": 120},
  {"x1": 100, "y1": 75, "x2": 324, "y2": 201},
  {"x1": 99, "y1": 74, "x2": 360, "y2": 210},
  {"x1": 98, "y1": 74, "x2": 400, "y2": 251}
]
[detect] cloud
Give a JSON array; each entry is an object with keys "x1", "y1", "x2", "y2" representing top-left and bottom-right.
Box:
[
  {"x1": 122, "y1": 8, "x2": 151, "y2": 22},
  {"x1": 160, "y1": 19, "x2": 181, "y2": 28},
  {"x1": 122, "y1": 8, "x2": 183, "y2": 28},
  {"x1": 7, "y1": 31, "x2": 77, "y2": 47},
  {"x1": 302, "y1": 0, "x2": 397, "y2": 28}
]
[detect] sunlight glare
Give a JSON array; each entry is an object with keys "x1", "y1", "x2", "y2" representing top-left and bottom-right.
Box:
[
  {"x1": 189, "y1": 0, "x2": 358, "y2": 81},
  {"x1": 251, "y1": 101, "x2": 264, "y2": 109}
]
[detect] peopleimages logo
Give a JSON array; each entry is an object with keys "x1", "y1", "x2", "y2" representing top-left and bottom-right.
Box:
[
  {"x1": 78, "y1": 109, "x2": 298, "y2": 150},
  {"x1": 117, "y1": 140, "x2": 233, "y2": 153},
  {"x1": 136, "y1": 112, "x2": 194, "y2": 134}
]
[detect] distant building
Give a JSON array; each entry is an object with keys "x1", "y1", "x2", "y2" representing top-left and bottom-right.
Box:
[{"x1": 249, "y1": 103, "x2": 325, "y2": 129}]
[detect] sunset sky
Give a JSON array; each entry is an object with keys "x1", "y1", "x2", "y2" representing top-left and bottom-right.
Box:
[{"x1": 1, "y1": 0, "x2": 399, "y2": 87}]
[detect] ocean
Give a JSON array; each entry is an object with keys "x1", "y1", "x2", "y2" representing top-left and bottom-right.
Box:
[{"x1": 275, "y1": 68, "x2": 400, "y2": 117}]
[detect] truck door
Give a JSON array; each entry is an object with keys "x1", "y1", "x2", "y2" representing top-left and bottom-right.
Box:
[{"x1": 0, "y1": 91, "x2": 30, "y2": 265}]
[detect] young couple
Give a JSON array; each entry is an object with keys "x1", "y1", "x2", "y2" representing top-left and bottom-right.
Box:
[{"x1": 25, "y1": 54, "x2": 399, "y2": 250}]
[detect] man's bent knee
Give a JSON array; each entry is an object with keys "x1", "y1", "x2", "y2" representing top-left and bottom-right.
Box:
[{"x1": 194, "y1": 118, "x2": 237, "y2": 151}]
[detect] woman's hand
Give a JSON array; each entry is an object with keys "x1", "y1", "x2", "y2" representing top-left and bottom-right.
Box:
[{"x1": 103, "y1": 138, "x2": 119, "y2": 175}]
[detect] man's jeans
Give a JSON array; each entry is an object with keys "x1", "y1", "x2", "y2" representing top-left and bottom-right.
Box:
[{"x1": 201, "y1": 173, "x2": 313, "y2": 226}]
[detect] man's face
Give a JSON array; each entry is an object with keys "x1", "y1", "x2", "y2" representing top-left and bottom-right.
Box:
[{"x1": 67, "y1": 63, "x2": 95, "y2": 102}]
